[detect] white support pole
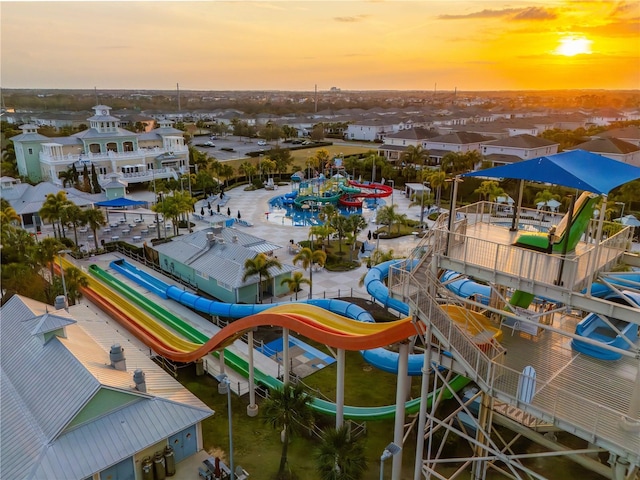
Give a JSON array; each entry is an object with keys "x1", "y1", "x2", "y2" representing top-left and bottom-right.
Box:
[
  {"x1": 392, "y1": 342, "x2": 410, "y2": 480},
  {"x1": 413, "y1": 329, "x2": 432, "y2": 480},
  {"x1": 218, "y1": 350, "x2": 227, "y2": 394},
  {"x1": 336, "y1": 348, "x2": 345, "y2": 428},
  {"x1": 247, "y1": 329, "x2": 258, "y2": 417},
  {"x1": 283, "y1": 328, "x2": 290, "y2": 385}
]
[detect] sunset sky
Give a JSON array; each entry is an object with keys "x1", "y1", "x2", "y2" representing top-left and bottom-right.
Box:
[{"x1": 2, "y1": 1, "x2": 638, "y2": 91}]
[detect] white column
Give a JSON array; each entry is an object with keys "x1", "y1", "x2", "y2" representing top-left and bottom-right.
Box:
[
  {"x1": 392, "y1": 342, "x2": 409, "y2": 480},
  {"x1": 283, "y1": 328, "x2": 290, "y2": 385},
  {"x1": 247, "y1": 329, "x2": 258, "y2": 417},
  {"x1": 413, "y1": 330, "x2": 431, "y2": 480},
  {"x1": 336, "y1": 348, "x2": 345, "y2": 428}
]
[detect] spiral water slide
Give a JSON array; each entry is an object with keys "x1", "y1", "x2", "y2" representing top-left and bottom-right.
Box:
[{"x1": 60, "y1": 257, "x2": 469, "y2": 419}]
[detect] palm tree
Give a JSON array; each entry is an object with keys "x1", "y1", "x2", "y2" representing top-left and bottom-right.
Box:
[
  {"x1": 280, "y1": 272, "x2": 311, "y2": 300},
  {"x1": 402, "y1": 145, "x2": 428, "y2": 181},
  {"x1": 39, "y1": 191, "x2": 71, "y2": 239},
  {"x1": 292, "y1": 247, "x2": 326, "y2": 298},
  {"x1": 315, "y1": 425, "x2": 368, "y2": 480},
  {"x1": 376, "y1": 205, "x2": 406, "y2": 235},
  {"x1": 34, "y1": 237, "x2": 64, "y2": 282},
  {"x1": 62, "y1": 265, "x2": 89, "y2": 306},
  {"x1": 427, "y1": 170, "x2": 447, "y2": 210},
  {"x1": 474, "y1": 180, "x2": 505, "y2": 203},
  {"x1": 262, "y1": 383, "x2": 314, "y2": 479},
  {"x1": 329, "y1": 215, "x2": 350, "y2": 253},
  {"x1": 83, "y1": 208, "x2": 106, "y2": 251},
  {"x1": 242, "y1": 253, "x2": 283, "y2": 303},
  {"x1": 346, "y1": 215, "x2": 367, "y2": 261},
  {"x1": 61, "y1": 204, "x2": 85, "y2": 247},
  {"x1": 0, "y1": 203, "x2": 20, "y2": 244}
]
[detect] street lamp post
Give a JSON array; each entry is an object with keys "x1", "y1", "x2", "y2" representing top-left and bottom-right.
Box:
[
  {"x1": 58, "y1": 249, "x2": 72, "y2": 308},
  {"x1": 615, "y1": 202, "x2": 625, "y2": 219},
  {"x1": 420, "y1": 181, "x2": 430, "y2": 228},
  {"x1": 388, "y1": 179, "x2": 395, "y2": 206},
  {"x1": 379, "y1": 442, "x2": 401, "y2": 480},
  {"x1": 215, "y1": 374, "x2": 235, "y2": 480}
]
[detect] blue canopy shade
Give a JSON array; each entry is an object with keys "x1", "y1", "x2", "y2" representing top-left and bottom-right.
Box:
[
  {"x1": 95, "y1": 197, "x2": 147, "y2": 208},
  {"x1": 463, "y1": 150, "x2": 640, "y2": 195}
]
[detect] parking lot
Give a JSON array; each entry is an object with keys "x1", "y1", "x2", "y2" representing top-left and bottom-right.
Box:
[{"x1": 192, "y1": 135, "x2": 273, "y2": 161}]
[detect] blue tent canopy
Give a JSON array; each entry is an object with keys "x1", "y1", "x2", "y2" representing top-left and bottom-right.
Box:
[
  {"x1": 463, "y1": 150, "x2": 640, "y2": 195},
  {"x1": 95, "y1": 197, "x2": 147, "y2": 208}
]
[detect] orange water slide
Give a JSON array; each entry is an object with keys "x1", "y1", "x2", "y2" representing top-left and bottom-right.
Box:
[{"x1": 55, "y1": 260, "x2": 421, "y2": 364}]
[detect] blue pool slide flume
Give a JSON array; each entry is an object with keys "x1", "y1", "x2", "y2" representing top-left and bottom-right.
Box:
[{"x1": 110, "y1": 259, "x2": 425, "y2": 375}]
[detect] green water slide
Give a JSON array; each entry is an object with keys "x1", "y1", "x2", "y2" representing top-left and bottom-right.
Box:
[
  {"x1": 89, "y1": 264, "x2": 470, "y2": 420},
  {"x1": 514, "y1": 193, "x2": 599, "y2": 254}
]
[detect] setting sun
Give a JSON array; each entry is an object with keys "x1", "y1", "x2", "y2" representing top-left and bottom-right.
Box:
[{"x1": 554, "y1": 36, "x2": 593, "y2": 56}]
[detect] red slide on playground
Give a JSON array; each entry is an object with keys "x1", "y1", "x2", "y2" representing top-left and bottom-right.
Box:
[{"x1": 347, "y1": 180, "x2": 393, "y2": 198}]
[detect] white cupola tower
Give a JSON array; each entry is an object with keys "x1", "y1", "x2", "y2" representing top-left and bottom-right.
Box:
[{"x1": 88, "y1": 105, "x2": 120, "y2": 133}]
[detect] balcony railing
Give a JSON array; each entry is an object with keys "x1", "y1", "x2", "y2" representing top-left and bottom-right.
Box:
[{"x1": 40, "y1": 146, "x2": 188, "y2": 165}]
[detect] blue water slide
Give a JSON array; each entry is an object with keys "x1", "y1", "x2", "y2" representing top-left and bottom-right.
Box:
[
  {"x1": 440, "y1": 270, "x2": 491, "y2": 305},
  {"x1": 111, "y1": 259, "x2": 374, "y2": 322},
  {"x1": 581, "y1": 273, "x2": 640, "y2": 298},
  {"x1": 110, "y1": 259, "x2": 427, "y2": 375}
]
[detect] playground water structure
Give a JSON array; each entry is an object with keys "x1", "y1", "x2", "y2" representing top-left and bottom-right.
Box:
[
  {"x1": 267, "y1": 178, "x2": 392, "y2": 227},
  {"x1": 58, "y1": 256, "x2": 470, "y2": 420}
]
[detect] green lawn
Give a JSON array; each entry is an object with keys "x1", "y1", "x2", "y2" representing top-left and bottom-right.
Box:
[{"x1": 179, "y1": 346, "x2": 423, "y2": 479}]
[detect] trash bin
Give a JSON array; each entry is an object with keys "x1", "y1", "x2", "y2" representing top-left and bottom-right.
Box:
[
  {"x1": 141, "y1": 457, "x2": 153, "y2": 480},
  {"x1": 164, "y1": 445, "x2": 176, "y2": 476},
  {"x1": 153, "y1": 451, "x2": 166, "y2": 480}
]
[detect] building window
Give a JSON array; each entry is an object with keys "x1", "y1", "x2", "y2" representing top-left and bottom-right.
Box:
[
  {"x1": 28, "y1": 148, "x2": 33, "y2": 155},
  {"x1": 217, "y1": 280, "x2": 232, "y2": 291},
  {"x1": 197, "y1": 270, "x2": 209, "y2": 280}
]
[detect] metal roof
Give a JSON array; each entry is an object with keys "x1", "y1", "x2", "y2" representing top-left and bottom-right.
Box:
[{"x1": 0, "y1": 295, "x2": 213, "y2": 480}]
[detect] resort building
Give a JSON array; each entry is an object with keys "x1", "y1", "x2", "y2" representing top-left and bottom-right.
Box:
[
  {"x1": 9, "y1": 105, "x2": 189, "y2": 187},
  {"x1": 151, "y1": 226, "x2": 297, "y2": 304},
  {"x1": 0, "y1": 295, "x2": 213, "y2": 480}
]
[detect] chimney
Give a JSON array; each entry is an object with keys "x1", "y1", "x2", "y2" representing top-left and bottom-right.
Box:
[
  {"x1": 109, "y1": 344, "x2": 126, "y2": 371},
  {"x1": 133, "y1": 369, "x2": 147, "y2": 393}
]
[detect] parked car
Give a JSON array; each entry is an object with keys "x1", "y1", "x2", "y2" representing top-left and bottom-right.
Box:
[
  {"x1": 257, "y1": 140, "x2": 267, "y2": 146},
  {"x1": 204, "y1": 141, "x2": 215, "y2": 147}
]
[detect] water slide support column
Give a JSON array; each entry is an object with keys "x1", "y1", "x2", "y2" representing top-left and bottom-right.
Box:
[
  {"x1": 283, "y1": 328, "x2": 290, "y2": 385},
  {"x1": 392, "y1": 341, "x2": 409, "y2": 480},
  {"x1": 247, "y1": 329, "x2": 259, "y2": 417},
  {"x1": 586, "y1": 194, "x2": 607, "y2": 296},
  {"x1": 336, "y1": 348, "x2": 345, "y2": 428},
  {"x1": 413, "y1": 324, "x2": 432, "y2": 480}
]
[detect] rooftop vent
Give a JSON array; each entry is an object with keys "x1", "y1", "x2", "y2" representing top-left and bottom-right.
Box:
[
  {"x1": 206, "y1": 231, "x2": 215, "y2": 242},
  {"x1": 109, "y1": 344, "x2": 126, "y2": 371},
  {"x1": 232, "y1": 235, "x2": 238, "y2": 243},
  {"x1": 133, "y1": 369, "x2": 147, "y2": 393},
  {"x1": 53, "y1": 295, "x2": 67, "y2": 310}
]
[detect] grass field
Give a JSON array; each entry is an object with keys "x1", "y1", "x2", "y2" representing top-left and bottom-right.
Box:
[{"x1": 179, "y1": 345, "x2": 423, "y2": 480}]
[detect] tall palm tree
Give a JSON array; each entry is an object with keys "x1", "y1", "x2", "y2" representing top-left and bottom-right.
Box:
[
  {"x1": 402, "y1": 145, "x2": 429, "y2": 181},
  {"x1": 62, "y1": 265, "x2": 89, "y2": 306},
  {"x1": 34, "y1": 237, "x2": 64, "y2": 282},
  {"x1": 280, "y1": 272, "x2": 311, "y2": 300},
  {"x1": 0, "y1": 203, "x2": 20, "y2": 244},
  {"x1": 83, "y1": 208, "x2": 106, "y2": 251},
  {"x1": 262, "y1": 383, "x2": 314, "y2": 479},
  {"x1": 329, "y1": 215, "x2": 350, "y2": 253},
  {"x1": 315, "y1": 425, "x2": 368, "y2": 480},
  {"x1": 242, "y1": 253, "x2": 283, "y2": 303},
  {"x1": 61, "y1": 204, "x2": 85, "y2": 247},
  {"x1": 39, "y1": 191, "x2": 71, "y2": 239},
  {"x1": 292, "y1": 247, "x2": 327, "y2": 298},
  {"x1": 427, "y1": 170, "x2": 447, "y2": 210}
]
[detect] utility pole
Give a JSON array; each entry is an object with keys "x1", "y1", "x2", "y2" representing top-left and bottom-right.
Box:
[{"x1": 177, "y1": 83, "x2": 181, "y2": 115}]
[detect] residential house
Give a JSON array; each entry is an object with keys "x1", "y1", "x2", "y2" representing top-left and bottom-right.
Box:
[
  {"x1": 424, "y1": 132, "x2": 496, "y2": 166},
  {"x1": 594, "y1": 126, "x2": 640, "y2": 148},
  {"x1": 377, "y1": 127, "x2": 439, "y2": 163},
  {"x1": 568, "y1": 139, "x2": 640, "y2": 167},
  {"x1": 481, "y1": 134, "x2": 559, "y2": 166}
]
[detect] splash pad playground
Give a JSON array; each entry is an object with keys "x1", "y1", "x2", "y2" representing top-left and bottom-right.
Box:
[{"x1": 267, "y1": 173, "x2": 393, "y2": 226}]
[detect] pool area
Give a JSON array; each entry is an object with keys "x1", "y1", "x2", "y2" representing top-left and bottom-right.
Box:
[
  {"x1": 258, "y1": 336, "x2": 336, "y2": 377},
  {"x1": 267, "y1": 194, "x2": 382, "y2": 227}
]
